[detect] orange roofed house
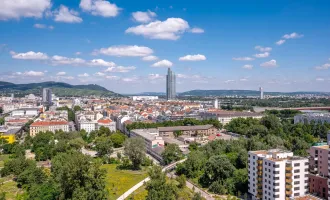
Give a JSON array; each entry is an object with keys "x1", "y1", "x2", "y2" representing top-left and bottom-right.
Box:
[{"x1": 30, "y1": 121, "x2": 69, "y2": 137}]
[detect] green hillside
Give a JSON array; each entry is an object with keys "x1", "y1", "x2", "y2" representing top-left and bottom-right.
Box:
[{"x1": 0, "y1": 81, "x2": 119, "y2": 97}]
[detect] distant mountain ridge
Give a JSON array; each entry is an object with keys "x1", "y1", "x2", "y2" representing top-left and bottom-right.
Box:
[
  {"x1": 179, "y1": 89, "x2": 330, "y2": 96},
  {"x1": 0, "y1": 81, "x2": 119, "y2": 97}
]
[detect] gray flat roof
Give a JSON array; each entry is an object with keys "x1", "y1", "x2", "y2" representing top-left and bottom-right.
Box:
[
  {"x1": 131, "y1": 128, "x2": 160, "y2": 141},
  {"x1": 158, "y1": 125, "x2": 214, "y2": 132}
]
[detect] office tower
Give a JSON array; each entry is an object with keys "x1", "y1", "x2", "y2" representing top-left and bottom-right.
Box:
[
  {"x1": 248, "y1": 149, "x2": 308, "y2": 200},
  {"x1": 260, "y1": 87, "x2": 264, "y2": 99},
  {"x1": 166, "y1": 68, "x2": 176, "y2": 100},
  {"x1": 42, "y1": 88, "x2": 52, "y2": 105},
  {"x1": 214, "y1": 99, "x2": 219, "y2": 109}
]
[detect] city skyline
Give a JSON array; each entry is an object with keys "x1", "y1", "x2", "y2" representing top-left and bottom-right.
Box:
[{"x1": 1, "y1": 0, "x2": 330, "y2": 93}]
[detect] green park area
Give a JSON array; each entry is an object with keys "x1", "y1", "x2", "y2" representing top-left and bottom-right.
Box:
[
  {"x1": 0, "y1": 176, "x2": 24, "y2": 200},
  {"x1": 0, "y1": 154, "x2": 11, "y2": 168},
  {"x1": 101, "y1": 164, "x2": 148, "y2": 200}
]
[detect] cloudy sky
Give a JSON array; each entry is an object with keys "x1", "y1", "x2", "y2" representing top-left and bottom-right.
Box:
[{"x1": 0, "y1": 0, "x2": 330, "y2": 93}]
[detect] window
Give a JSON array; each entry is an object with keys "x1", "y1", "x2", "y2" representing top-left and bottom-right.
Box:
[
  {"x1": 294, "y1": 169, "x2": 300, "y2": 173},
  {"x1": 294, "y1": 175, "x2": 300, "y2": 179},
  {"x1": 294, "y1": 181, "x2": 300, "y2": 185},
  {"x1": 294, "y1": 187, "x2": 299, "y2": 190},
  {"x1": 294, "y1": 163, "x2": 300, "y2": 167},
  {"x1": 294, "y1": 193, "x2": 299, "y2": 196}
]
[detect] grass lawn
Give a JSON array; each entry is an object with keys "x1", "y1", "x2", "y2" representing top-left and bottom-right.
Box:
[
  {"x1": 0, "y1": 154, "x2": 11, "y2": 168},
  {"x1": 101, "y1": 164, "x2": 148, "y2": 200},
  {"x1": 127, "y1": 185, "x2": 148, "y2": 200},
  {"x1": 0, "y1": 176, "x2": 24, "y2": 200}
]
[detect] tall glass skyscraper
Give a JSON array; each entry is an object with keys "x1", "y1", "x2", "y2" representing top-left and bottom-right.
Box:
[{"x1": 166, "y1": 68, "x2": 176, "y2": 100}]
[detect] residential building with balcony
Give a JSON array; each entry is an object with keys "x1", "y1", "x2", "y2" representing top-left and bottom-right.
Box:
[{"x1": 248, "y1": 149, "x2": 308, "y2": 200}]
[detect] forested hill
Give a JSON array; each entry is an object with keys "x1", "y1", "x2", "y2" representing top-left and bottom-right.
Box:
[
  {"x1": 180, "y1": 89, "x2": 330, "y2": 96},
  {"x1": 0, "y1": 81, "x2": 120, "y2": 97}
]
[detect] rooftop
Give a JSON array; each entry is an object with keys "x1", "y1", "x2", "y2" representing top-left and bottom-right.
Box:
[
  {"x1": 31, "y1": 121, "x2": 68, "y2": 126},
  {"x1": 131, "y1": 128, "x2": 160, "y2": 141},
  {"x1": 158, "y1": 125, "x2": 214, "y2": 132}
]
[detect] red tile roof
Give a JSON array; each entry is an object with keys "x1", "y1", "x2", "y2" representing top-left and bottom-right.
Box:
[
  {"x1": 98, "y1": 119, "x2": 112, "y2": 124},
  {"x1": 31, "y1": 121, "x2": 68, "y2": 126}
]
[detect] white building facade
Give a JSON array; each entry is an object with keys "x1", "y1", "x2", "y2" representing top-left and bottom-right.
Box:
[{"x1": 248, "y1": 149, "x2": 308, "y2": 200}]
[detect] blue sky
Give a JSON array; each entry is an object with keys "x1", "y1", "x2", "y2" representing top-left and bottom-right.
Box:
[{"x1": 1, "y1": 0, "x2": 330, "y2": 93}]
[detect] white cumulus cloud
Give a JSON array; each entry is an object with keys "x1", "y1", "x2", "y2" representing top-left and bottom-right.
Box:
[
  {"x1": 179, "y1": 54, "x2": 206, "y2": 61},
  {"x1": 88, "y1": 59, "x2": 115, "y2": 67},
  {"x1": 242, "y1": 64, "x2": 253, "y2": 70},
  {"x1": 152, "y1": 60, "x2": 173, "y2": 67},
  {"x1": 125, "y1": 18, "x2": 190, "y2": 40},
  {"x1": 12, "y1": 51, "x2": 49, "y2": 60},
  {"x1": 95, "y1": 45, "x2": 153, "y2": 57},
  {"x1": 316, "y1": 77, "x2": 324, "y2": 81},
  {"x1": 315, "y1": 63, "x2": 330, "y2": 70},
  {"x1": 94, "y1": 72, "x2": 105, "y2": 76},
  {"x1": 34, "y1": 23, "x2": 54, "y2": 30},
  {"x1": 190, "y1": 27, "x2": 204, "y2": 33},
  {"x1": 105, "y1": 66, "x2": 136, "y2": 73},
  {"x1": 254, "y1": 52, "x2": 270, "y2": 58},
  {"x1": 0, "y1": 0, "x2": 51, "y2": 20},
  {"x1": 232, "y1": 57, "x2": 255, "y2": 61},
  {"x1": 283, "y1": 32, "x2": 304, "y2": 39},
  {"x1": 142, "y1": 55, "x2": 158, "y2": 61},
  {"x1": 51, "y1": 55, "x2": 85, "y2": 65},
  {"x1": 56, "y1": 71, "x2": 66, "y2": 76},
  {"x1": 276, "y1": 39, "x2": 286, "y2": 45},
  {"x1": 255, "y1": 46, "x2": 272, "y2": 52},
  {"x1": 54, "y1": 5, "x2": 82, "y2": 23},
  {"x1": 148, "y1": 74, "x2": 164, "y2": 80},
  {"x1": 260, "y1": 59, "x2": 277, "y2": 68},
  {"x1": 22, "y1": 71, "x2": 45, "y2": 77},
  {"x1": 132, "y1": 10, "x2": 156, "y2": 23},
  {"x1": 80, "y1": 0, "x2": 120, "y2": 17},
  {"x1": 78, "y1": 73, "x2": 89, "y2": 77}
]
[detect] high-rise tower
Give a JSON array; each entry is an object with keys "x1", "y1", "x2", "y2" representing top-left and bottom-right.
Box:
[
  {"x1": 259, "y1": 87, "x2": 264, "y2": 99},
  {"x1": 42, "y1": 88, "x2": 52, "y2": 105},
  {"x1": 166, "y1": 68, "x2": 176, "y2": 100}
]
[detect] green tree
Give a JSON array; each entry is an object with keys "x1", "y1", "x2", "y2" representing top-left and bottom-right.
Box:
[
  {"x1": 51, "y1": 151, "x2": 108, "y2": 200},
  {"x1": 27, "y1": 180, "x2": 60, "y2": 200},
  {"x1": 176, "y1": 174, "x2": 186, "y2": 189},
  {"x1": 0, "y1": 117, "x2": 4, "y2": 125},
  {"x1": 260, "y1": 115, "x2": 281, "y2": 130},
  {"x1": 16, "y1": 166, "x2": 47, "y2": 189},
  {"x1": 192, "y1": 192, "x2": 203, "y2": 200},
  {"x1": 146, "y1": 166, "x2": 178, "y2": 200},
  {"x1": 200, "y1": 155, "x2": 236, "y2": 187},
  {"x1": 162, "y1": 144, "x2": 183, "y2": 165},
  {"x1": 123, "y1": 137, "x2": 146, "y2": 170},
  {"x1": 95, "y1": 136, "x2": 113, "y2": 157},
  {"x1": 0, "y1": 156, "x2": 36, "y2": 177},
  {"x1": 109, "y1": 132, "x2": 126, "y2": 148},
  {"x1": 173, "y1": 130, "x2": 183, "y2": 138},
  {"x1": 73, "y1": 105, "x2": 82, "y2": 112}
]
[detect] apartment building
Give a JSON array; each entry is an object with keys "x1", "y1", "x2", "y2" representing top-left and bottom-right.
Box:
[
  {"x1": 201, "y1": 111, "x2": 263, "y2": 125},
  {"x1": 30, "y1": 121, "x2": 69, "y2": 137},
  {"x1": 248, "y1": 149, "x2": 308, "y2": 200},
  {"x1": 307, "y1": 143, "x2": 330, "y2": 199},
  {"x1": 294, "y1": 113, "x2": 330, "y2": 124}
]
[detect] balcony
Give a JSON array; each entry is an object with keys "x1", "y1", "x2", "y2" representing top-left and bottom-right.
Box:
[
  {"x1": 286, "y1": 173, "x2": 293, "y2": 177},
  {"x1": 257, "y1": 189, "x2": 262, "y2": 193},
  {"x1": 286, "y1": 190, "x2": 292, "y2": 195},
  {"x1": 257, "y1": 177, "x2": 262, "y2": 182},
  {"x1": 286, "y1": 185, "x2": 292, "y2": 189},
  {"x1": 257, "y1": 166, "x2": 263, "y2": 170},
  {"x1": 257, "y1": 160, "x2": 263, "y2": 164},
  {"x1": 286, "y1": 166, "x2": 292, "y2": 171},
  {"x1": 286, "y1": 179, "x2": 292, "y2": 184},
  {"x1": 257, "y1": 171, "x2": 262, "y2": 176}
]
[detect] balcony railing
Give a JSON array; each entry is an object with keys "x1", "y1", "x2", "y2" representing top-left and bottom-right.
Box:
[
  {"x1": 286, "y1": 166, "x2": 292, "y2": 171},
  {"x1": 286, "y1": 173, "x2": 293, "y2": 177},
  {"x1": 286, "y1": 190, "x2": 292, "y2": 195}
]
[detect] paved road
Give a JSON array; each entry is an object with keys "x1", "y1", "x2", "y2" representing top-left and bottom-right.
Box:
[{"x1": 116, "y1": 158, "x2": 186, "y2": 200}]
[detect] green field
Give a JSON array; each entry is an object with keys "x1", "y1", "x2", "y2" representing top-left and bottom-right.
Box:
[
  {"x1": 101, "y1": 164, "x2": 148, "y2": 200},
  {"x1": 0, "y1": 154, "x2": 11, "y2": 168},
  {"x1": 0, "y1": 176, "x2": 24, "y2": 200},
  {"x1": 127, "y1": 185, "x2": 148, "y2": 200}
]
